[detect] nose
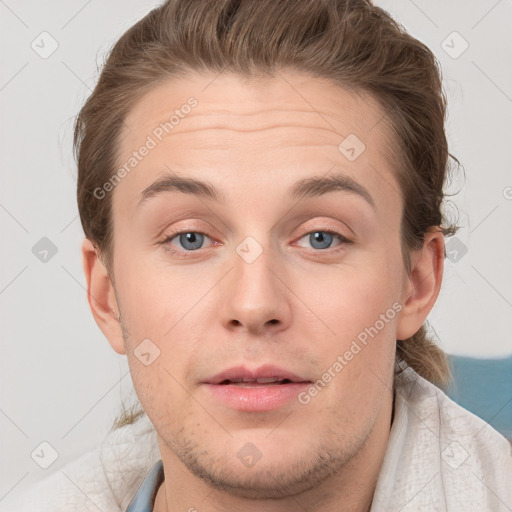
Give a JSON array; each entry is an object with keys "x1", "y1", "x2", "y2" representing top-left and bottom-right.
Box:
[{"x1": 219, "y1": 237, "x2": 292, "y2": 336}]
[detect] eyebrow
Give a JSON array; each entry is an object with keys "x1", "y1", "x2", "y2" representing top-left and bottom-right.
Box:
[{"x1": 137, "y1": 170, "x2": 375, "y2": 209}]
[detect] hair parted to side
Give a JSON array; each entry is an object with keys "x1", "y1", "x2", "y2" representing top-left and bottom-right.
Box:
[{"x1": 74, "y1": 0, "x2": 462, "y2": 429}]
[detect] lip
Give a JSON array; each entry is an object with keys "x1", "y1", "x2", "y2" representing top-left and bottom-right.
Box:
[{"x1": 202, "y1": 364, "x2": 311, "y2": 412}]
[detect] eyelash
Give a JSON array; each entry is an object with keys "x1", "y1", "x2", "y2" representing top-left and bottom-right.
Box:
[{"x1": 158, "y1": 228, "x2": 353, "y2": 257}]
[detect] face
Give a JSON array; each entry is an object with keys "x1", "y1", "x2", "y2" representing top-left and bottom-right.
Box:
[{"x1": 98, "y1": 70, "x2": 418, "y2": 498}]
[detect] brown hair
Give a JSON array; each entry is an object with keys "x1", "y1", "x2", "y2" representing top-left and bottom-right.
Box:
[{"x1": 74, "y1": 0, "x2": 462, "y2": 427}]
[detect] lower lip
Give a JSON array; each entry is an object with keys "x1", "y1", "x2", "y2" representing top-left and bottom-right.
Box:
[{"x1": 203, "y1": 382, "x2": 311, "y2": 411}]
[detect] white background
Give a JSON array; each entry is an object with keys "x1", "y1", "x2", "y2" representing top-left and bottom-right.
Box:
[{"x1": 1, "y1": 0, "x2": 511, "y2": 504}]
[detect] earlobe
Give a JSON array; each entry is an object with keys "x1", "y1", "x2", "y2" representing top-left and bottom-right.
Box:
[
  {"x1": 81, "y1": 238, "x2": 126, "y2": 355},
  {"x1": 395, "y1": 228, "x2": 444, "y2": 341}
]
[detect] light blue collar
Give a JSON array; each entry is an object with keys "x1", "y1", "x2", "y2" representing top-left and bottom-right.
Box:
[{"x1": 125, "y1": 460, "x2": 164, "y2": 512}]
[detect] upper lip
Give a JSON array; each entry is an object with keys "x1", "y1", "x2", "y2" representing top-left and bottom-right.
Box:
[{"x1": 204, "y1": 364, "x2": 311, "y2": 384}]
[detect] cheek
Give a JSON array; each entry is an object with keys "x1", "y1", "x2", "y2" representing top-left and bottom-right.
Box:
[
  {"x1": 127, "y1": 355, "x2": 179, "y2": 429},
  {"x1": 301, "y1": 257, "x2": 401, "y2": 338},
  {"x1": 114, "y1": 252, "x2": 203, "y2": 381},
  {"x1": 303, "y1": 258, "x2": 400, "y2": 404},
  {"x1": 113, "y1": 247, "x2": 178, "y2": 331}
]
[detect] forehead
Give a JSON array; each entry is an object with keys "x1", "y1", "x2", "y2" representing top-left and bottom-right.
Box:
[
  {"x1": 122, "y1": 70, "x2": 390, "y2": 144},
  {"x1": 114, "y1": 70, "x2": 401, "y2": 215}
]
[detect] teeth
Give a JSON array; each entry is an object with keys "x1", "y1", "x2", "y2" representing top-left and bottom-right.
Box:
[
  {"x1": 255, "y1": 377, "x2": 281, "y2": 383},
  {"x1": 226, "y1": 377, "x2": 288, "y2": 384},
  {"x1": 218, "y1": 376, "x2": 294, "y2": 384}
]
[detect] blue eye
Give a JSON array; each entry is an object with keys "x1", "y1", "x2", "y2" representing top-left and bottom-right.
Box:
[
  {"x1": 178, "y1": 232, "x2": 205, "y2": 251},
  {"x1": 297, "y1": 230, "x2": 351, "y2": 251},
  {"x1": 164, "y1": 232, "x2": 211, "y2": 252},
  {"x1": 307, "y1": 231, "x2": 334, "y2": 250}
]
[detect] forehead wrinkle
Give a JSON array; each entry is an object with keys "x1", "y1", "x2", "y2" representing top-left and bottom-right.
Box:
[
  {"x1": 122, "y1": 107, "x2": 378, "y2": 150},
  {"x1": 146, "y1": 123, "x2": 346, "y2": 138},
  {"x1": 125, "y1": 108, "x2": 353, "y2": 136}
]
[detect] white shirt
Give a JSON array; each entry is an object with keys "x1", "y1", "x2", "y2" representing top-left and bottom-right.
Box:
[
  {"x1": 3, "y1": 367, "x2": 511, "y2": 511},
  {"x1": 370, "y1": 367, "x2": 512, "y2": 511}
]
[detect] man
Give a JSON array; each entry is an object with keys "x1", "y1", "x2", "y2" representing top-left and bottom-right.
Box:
[{"x1": 5, "y1": 0, "x2": 512, "y2": 510}]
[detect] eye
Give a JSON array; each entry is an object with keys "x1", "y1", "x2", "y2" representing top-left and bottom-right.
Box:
[
  {"x1": 296, "y1": 230, "x2": 352, "y2": 251},
  {"x1": 160, "y1": 231, "x2": 215, "y2": 255}
]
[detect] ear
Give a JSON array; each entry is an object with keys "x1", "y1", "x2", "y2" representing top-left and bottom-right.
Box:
[
  {"x1": 81, "y1": 238, "x2": 126, "y2": 355},
  {"x1": 396, "y1": 228, "x2": 444, "y2": 341}
]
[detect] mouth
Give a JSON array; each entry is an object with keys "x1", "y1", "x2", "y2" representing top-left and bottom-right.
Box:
[{"x1": 202, "y1": 365, "x2": 311, "y2": 411}]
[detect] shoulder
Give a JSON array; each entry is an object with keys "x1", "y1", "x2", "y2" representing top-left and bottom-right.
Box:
[
  {"x1": 388, "y1": 367, "x2": 512, "y2": 511},
  {"x1": 396, "y1": 366, "x2": 511, "y2": 455},
  {"x1": 1, "y1": 413, "x2": 160, "y2": 512}
]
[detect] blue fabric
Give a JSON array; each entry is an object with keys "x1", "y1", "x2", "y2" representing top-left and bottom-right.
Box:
[
  {"x1": 125, "y1": 459, "x2": 164, "y2": 512},
  {"x1": 447, "y1": 354, "x2": 512, "y2": 439}
]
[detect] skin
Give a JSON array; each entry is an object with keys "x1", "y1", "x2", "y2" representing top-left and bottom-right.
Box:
[{"x1": 82, "y1": 70, "x2": 444, "y2": 512}]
